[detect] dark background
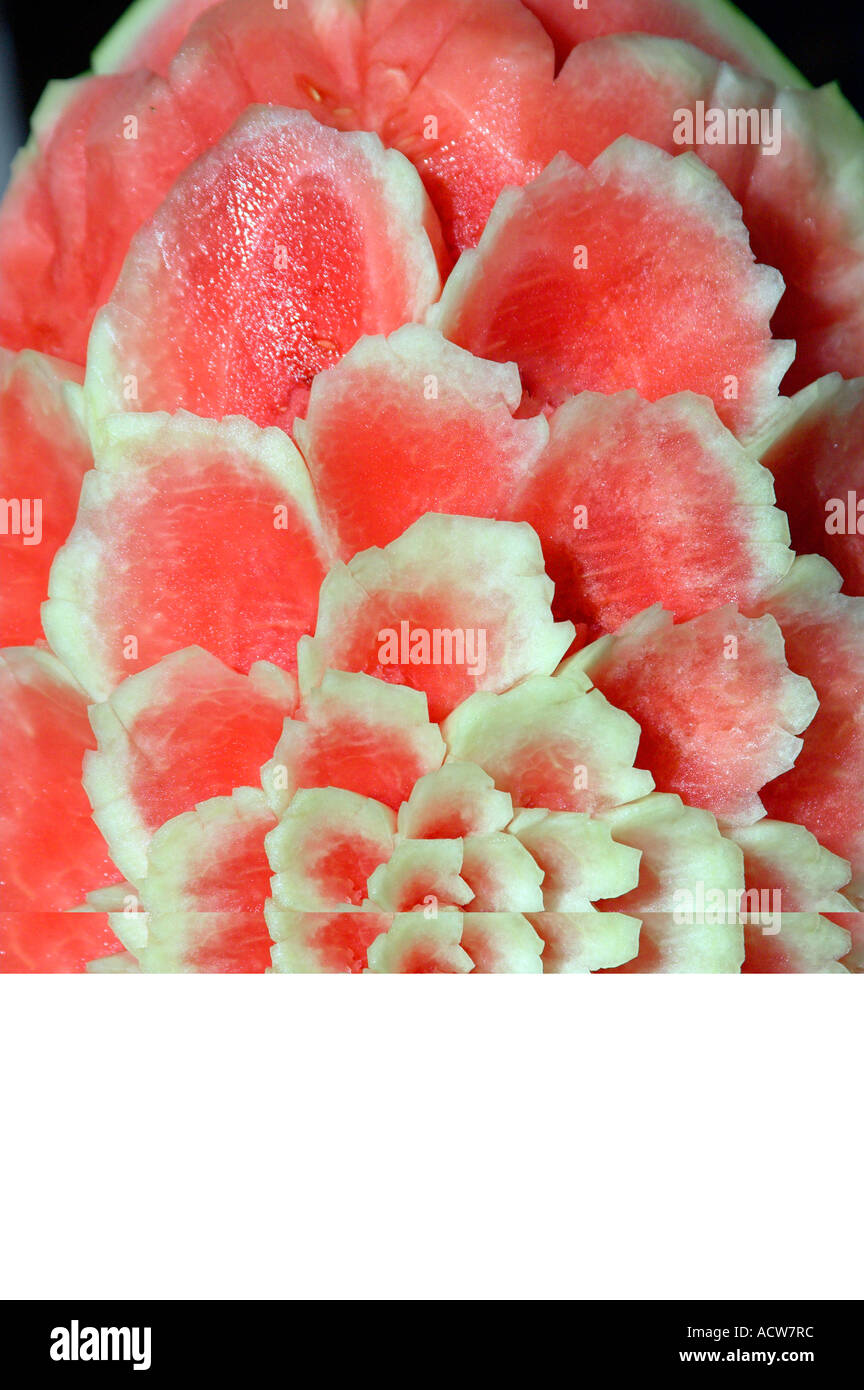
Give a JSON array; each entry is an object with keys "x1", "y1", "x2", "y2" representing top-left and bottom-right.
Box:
[{"x1": 0, "y1": 0, "x2": 862, "y2": 185}]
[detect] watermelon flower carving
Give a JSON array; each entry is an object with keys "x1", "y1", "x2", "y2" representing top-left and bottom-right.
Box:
[{"x1": 1, "y1": 0, "x2": 862, "y2": 973}]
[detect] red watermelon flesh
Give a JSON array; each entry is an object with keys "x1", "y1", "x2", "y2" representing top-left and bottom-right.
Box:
[
  {"x1": 0, "y1": 647, "x2": 119, "y2": 911},
  {"x1": 43, "y1": 411, "x2": 331, "y2": 700},
  {"x1": 83, "y1": 646, "x2": 297, "y2": 886},
  {"x1": 0, "y1": 349, "x2": 92, "y2": 647},
  {"x1": 0, "y1": 1, "x2": 371, "y2": 363},
  {"x1": 301, "y1": 514, "x2": 574, "y2": 722},
  {"x1": 748, "y1": 556, "x2": 864, "y2": 905},
  {"x1": 0, "y1": 911, "x2": 125, "y2": 974},
  {"x1": 362, "y1": 0, "x2": 553, "y2": 251},
  {"x1": 432, "y1": 138, "x2": 791, "y2": 437},
  {"x1": 294, "y1": 324, "x2": 547, "y2": 561},
  {"x1": 262, "y1": 671, "x2": 445, "y2": 816},
  {"x1": 510, "y1": 389, "x2": 792, "y2": 635},
  {"x1": 567, "y1": 605, "x2": 818, "y2": 826},
  {"x1": 86, "y1": 106, "x2": 442, "y2": 431},
  {"x1": 521, "y1": 0, "x2": 806, "y2": 84},
  {"x1": 543, "y1": 36, "x2": 864, "y2": 392},
  {"x1": 757, "y1": 376, "x2": 864, "y2": 596}
]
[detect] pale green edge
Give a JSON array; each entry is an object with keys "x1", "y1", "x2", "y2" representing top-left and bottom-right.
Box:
[
  {"x1": 92, "y1": 0, "x2": 180, "y2": 73},
  {"x1": 688, "y1": 0, "x2": 809, "y2": 88}
]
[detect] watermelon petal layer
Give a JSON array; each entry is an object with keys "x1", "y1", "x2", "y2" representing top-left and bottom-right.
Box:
[
  {"x1": 294, "y1": 324, "x2": 548, "y2": 559},
  {"x1": 458, "y1": 834, "x2": 546, "y2": 912},
  {"x1": 508, "y1": 808, "x2": 641, "y2": 910},
  {"x1": 396, "y1": 763, "x2": 514, "y2": 839},
  {"x1": 544, "y1": 35, "x2": 864, "y2": 390},
  {"x1": 266, "y1": 906, "x2": 392, "y2": 974},
  {"x1": 262, "y1": 670, "x2": 445, "y2": 815},
  {"x1": 300, "y1": 513, "x2": 575, "y2": 721},
  {"x1": 457, "y1": 912, "x2": 544, "y2": 972},
  {"x1": 757, "y1": 375, "x2": 864, "y2": 596},
  {"x1": 748, "y1": 556, "x2": 864, "y2": 904},
  {"x1": 432, "y1": 137, "x2": 792, "y2": 436},
  {"x1": 0, "y1": 349, "x2": 92, "y2": 647},
  {"x1": 726, "y1": 819, "x2": 855, "y2": 913},
  {"x1": 0, "y1": 647, "x2": 119, "y2": 913},
  {"x1": 605, "y1": 912, "x2": 746, "y2": 972},
  {"x1": 365, "y1": 913, "x2": 474, "y2": 973},
  {"x1": 44, "y1": 411, "x2": 331, "y2": 699},
  {"x1": 566, "y1": 605, "x2": 818, "y2": 825},
  {"x1": 741, "y1": 913, "x2": 853, "y2": 974},
  {"x1": 521, "y1": 0, "x2": 807, "y2": 84},
  {"x1": 366, "y1": 838, "x2": 474, "y2": 913},
  {"x1": 132, "y1": 787, "x2": 276, "y2": 972},
  {"x1": 86, "y1": 106, "x2": 443, "y2": 430},
  {"x1": 83, "y1": 647, "x2": 297, "y2": 885},
  {"x1": 597, "y1": 793, "x2": 745, "y2": 917},
  {"x1": 266, "y1": 787, "x2": 396, "y2": 911},
  {"x1": 528, "y1": 911, "x2": 642, "y2": 973},
  {"x1": 443, "y1": 672, "x2": 655, "y2": 815},
  {"x1": 511, "y1": 389, "x2": 793, "y2": 633}
]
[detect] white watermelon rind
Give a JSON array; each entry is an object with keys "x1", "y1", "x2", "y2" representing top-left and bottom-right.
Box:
[{"x1": 508, "y1": 807, "x2": 641, "y2": 910}]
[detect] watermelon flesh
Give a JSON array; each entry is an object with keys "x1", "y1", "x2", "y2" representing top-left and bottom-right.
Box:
[
  {"x1": 565, "y1": 605, "x2": 818, "y2": 826},
  {"x1": 133, "y1": 788, "x2": 276, "y2": 972},
  {"x1": 43, "y1": 411, "x2": 331, "y2": 699},
  {"x1": 294, "y1": 324, "x2": 547, "y2": 560},
  {"x1": 521, "y1": 0, "x2": 807, "y2": 84},
  {"x1": 0, "y1": 910, "x2": 127, "y2": 974},
  {"x1": 0, "y1": 350, "x2": 92, "y2": 647},
  {"x1": 83, "y1": 646, "x2": 297, "y2": 885},
  {"x1": 85, "y1": 106, "x2": 443, "y2": 431},
  {"x1": 2, "y1": 0, "x2": 864, "y2": 972},
  {"x1": 0, "y1": 648, "x2": 119, "y2": 912},
  {"x1": 432, "y1": 137, "x2": 791, "y2": 436},
  {"x1": 757, "y1": 375, "x2": 864, "y2": 596},
  {"x1": 2, "y1": 2, "x2": 861, "y2": 396},
  {"x1": 748, "y1": 557, "x2": 864, "y2": 905},
  {"x1": 543, "y1": 35, "x2": 864, "y2": 392},
  {"x1": 510, "y1": 389, "x2": 793, "y2": 634},
  {"x1": 300, "y1": 513, "x2": 574, "y2": 722},
  {"x1": 262, "y1": 670, "x2": 445, "y2": 815}
]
